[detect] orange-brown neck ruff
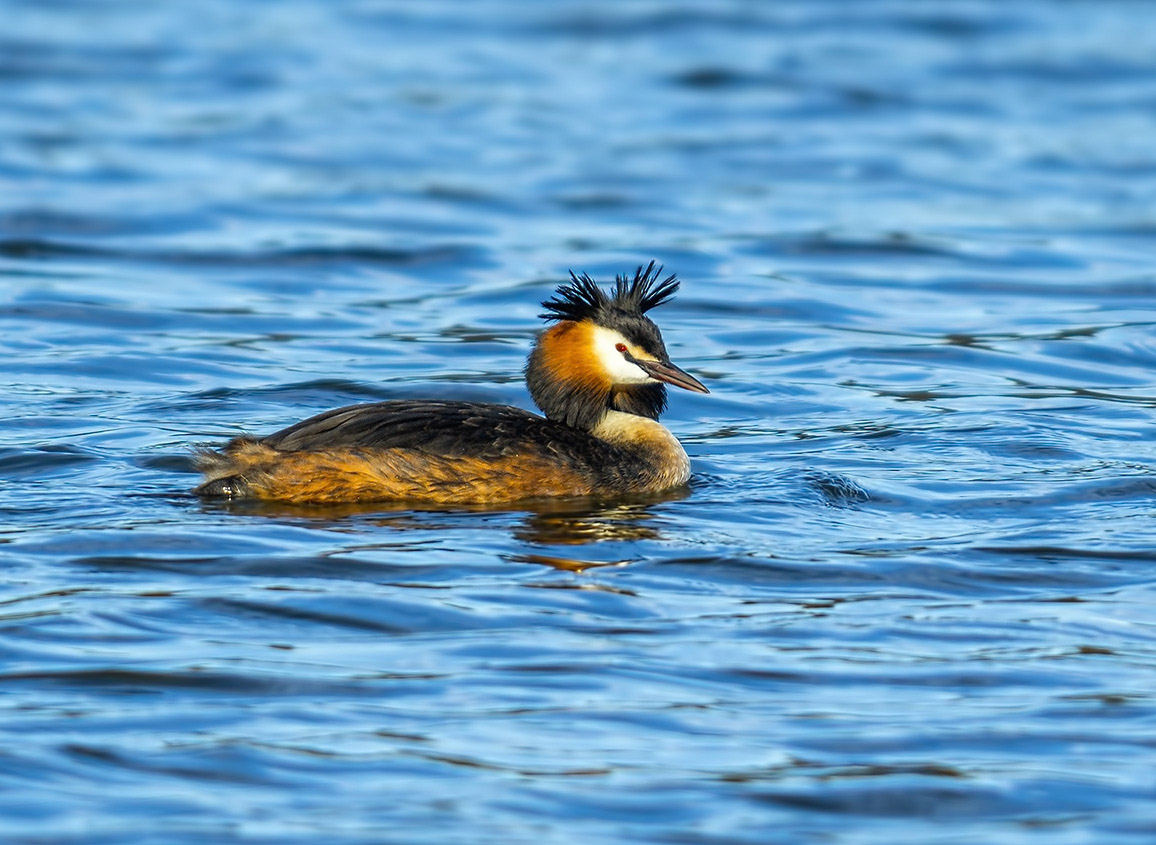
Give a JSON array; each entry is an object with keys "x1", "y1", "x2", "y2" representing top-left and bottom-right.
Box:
[{"x1": 525, "y1": 320, "x2": 614, "y2": 431}]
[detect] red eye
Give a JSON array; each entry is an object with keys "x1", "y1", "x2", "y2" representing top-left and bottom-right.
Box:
[{"x1": 615, "y1": 343, "x2": 628, "y2": 353}]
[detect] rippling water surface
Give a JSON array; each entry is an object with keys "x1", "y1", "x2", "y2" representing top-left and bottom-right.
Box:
[{"x1": 5, "y1": 1, "x2": 1156, "y2": 842}]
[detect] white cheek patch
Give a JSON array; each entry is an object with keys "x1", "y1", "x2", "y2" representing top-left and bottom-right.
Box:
[{"x1": 590, "y1": 325, "x2": 653, "y2": 384}]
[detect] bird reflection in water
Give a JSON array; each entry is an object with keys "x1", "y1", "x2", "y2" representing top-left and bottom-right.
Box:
[{"x1": 197, "y1": 488, "x2": 687, "y2": 570}]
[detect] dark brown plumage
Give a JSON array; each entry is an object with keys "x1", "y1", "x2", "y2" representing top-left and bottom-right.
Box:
[{"x1": 194, "y1": 263, "x2": 708, "y2": 504}]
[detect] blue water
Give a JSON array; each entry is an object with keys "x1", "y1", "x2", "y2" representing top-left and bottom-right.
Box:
[{"x1": 5, "y1": 1, "x2": 1156, "y2": 842}]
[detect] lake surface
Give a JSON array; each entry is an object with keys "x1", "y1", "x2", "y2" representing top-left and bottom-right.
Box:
[{"x1": 4, "y1": 1, "x2": 1156, "y2": 842}]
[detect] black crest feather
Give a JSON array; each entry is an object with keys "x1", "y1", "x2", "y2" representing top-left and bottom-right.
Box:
[{"x1": 540, "y1": 261, "x2": 679, "y2": 323}]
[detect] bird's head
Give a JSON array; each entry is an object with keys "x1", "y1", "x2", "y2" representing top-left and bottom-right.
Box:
[{"x1": 527, "y1": 262, "x2": 708, "y2": 429}]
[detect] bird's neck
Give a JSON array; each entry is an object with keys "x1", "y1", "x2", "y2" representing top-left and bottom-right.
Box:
[
  {"x1": 610, "y1": 383, "x2": 667, "y2": 421},
  {"x1": 592, "y1": 410, "x2": 691, "y2": 489}
]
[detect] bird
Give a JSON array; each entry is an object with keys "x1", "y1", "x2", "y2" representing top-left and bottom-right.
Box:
[{"x1": 194, "y1": 262, "x2": 709, "y2": 504}]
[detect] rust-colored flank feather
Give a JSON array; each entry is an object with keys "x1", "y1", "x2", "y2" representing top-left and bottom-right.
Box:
[
  {"x1": 194, "y1": 262, "x2": 709, "y2": 504},
  {"x1": 197, "y1": 436, "x2": 601, "y2": 505}
]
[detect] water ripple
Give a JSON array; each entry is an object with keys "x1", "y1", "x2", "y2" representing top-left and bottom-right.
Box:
[{"x1": 5, "y1": 1, "x2": 1156, "y2": 843}]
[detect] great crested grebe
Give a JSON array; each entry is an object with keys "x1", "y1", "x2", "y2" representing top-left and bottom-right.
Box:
[{"x1": 194, "y1": 262, "x2": 709, "y2": 504}]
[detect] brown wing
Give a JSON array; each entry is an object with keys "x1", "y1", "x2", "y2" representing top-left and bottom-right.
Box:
[{"x1": 259, "y1": 400, "x2": 621, "y2": 464}]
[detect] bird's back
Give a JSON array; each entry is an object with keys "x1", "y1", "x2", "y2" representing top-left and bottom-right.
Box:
[{"x1": 195, "y1": 400, "x2": 650, "y2": 503}]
